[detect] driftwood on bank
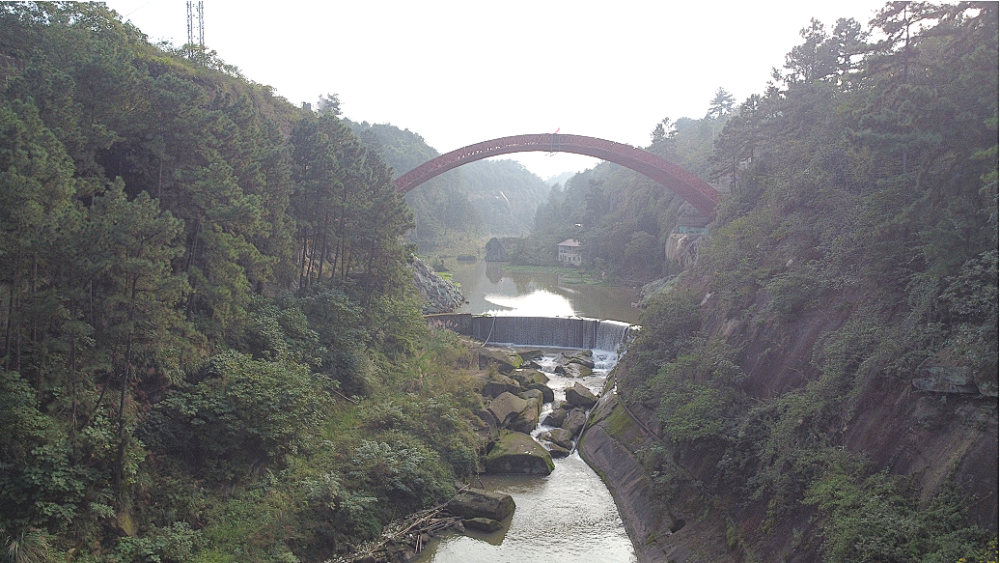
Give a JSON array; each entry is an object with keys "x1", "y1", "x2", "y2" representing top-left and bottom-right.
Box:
[{"x1": 324, "y1": 493, "x2": 465, "y2": 563}]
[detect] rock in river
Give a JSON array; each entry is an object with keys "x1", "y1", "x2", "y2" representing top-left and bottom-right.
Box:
[
  {"x1": 448, "y1": 488, "x2": 515, "y2": 521},
  {"x1": 487, "y1": 392, "x2": 540, "y2": 434},
  {"x1": 484, "y1": 431, "x2": 554, "y2": 475},
  {"x1": 562, "y1": 407, "x2": 588, "y2": 436},
  {"x1": 565, "y1": 382, "x2": 598, "y2": 407},
  {"x1": 540, "y1": 428, "x2": 575, "y2": 450}
]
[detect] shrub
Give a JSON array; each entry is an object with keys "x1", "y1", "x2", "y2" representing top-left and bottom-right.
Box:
[{"x1": 144, "y1": 352, "x2": 326, "y2": 481}]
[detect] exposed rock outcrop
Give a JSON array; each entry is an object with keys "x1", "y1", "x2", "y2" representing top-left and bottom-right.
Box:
[
  {"x1": 542, "y1": 405, "x2": 568, "y2": 427},
  {"x1": 411, "y1": 256, "x2": 464, "y2": 314}
]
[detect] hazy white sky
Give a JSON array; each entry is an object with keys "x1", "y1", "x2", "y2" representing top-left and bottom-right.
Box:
[{"x1": 103, "y1": 0, "x2": 889, "y2": 179}]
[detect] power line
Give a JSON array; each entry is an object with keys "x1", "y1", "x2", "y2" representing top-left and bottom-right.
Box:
[{"x1": 122, "y1": 0, "x2": 156, "y2": 18}]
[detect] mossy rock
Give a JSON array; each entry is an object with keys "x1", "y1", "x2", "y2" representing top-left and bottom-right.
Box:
[
  {"x1": 542, "y1": 407, "x2": 568, "y2": 427},
  {"x1": 448, "y1": 489, "x2": 515, "y2": 521},
  {"x1": 483, "y1": 373, "x2": 521, "y2": 398},
  {"x1": 515, "y1": 349, "x2": 545, "y2": 360},
  {"x1": 484, "y1": 431, "x2": 554, "y2": 475},
  {"x1": 479, "y1": 348, "x2": 521, "y2": 373},
  {"x1": 556, "y1": 363, "x2": 593, "y2": 378},
  {"x1": 547, "y1": 443, "x2": 571, "y2": 458},
  {"x1": 510, "y1": 368, "x2": 549, "y2": 387},
  {"x1": 487, "y1": 392, "x2": 539, "y2": 433},
  {"x1": 562, "y1": 408, "x2": 588, "y2": 436},
  {"x1": 565, "y1": 382, "x2": 598, "y2": 407},
  {"x1": 525, "y1": 382, "x2": 554, "y2": 403}
]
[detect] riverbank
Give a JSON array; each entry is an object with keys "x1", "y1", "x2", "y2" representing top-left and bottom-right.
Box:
[{"x1": 580, "y1": 367, "x2": 733, "y2": 563}]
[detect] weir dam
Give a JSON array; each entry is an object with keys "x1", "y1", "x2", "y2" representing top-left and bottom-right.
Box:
[{"x1": 425, "y1": 313, "x2": 638, "y2": 351}]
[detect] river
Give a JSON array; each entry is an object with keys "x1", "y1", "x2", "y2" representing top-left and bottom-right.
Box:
[
  {"x1": 413, "y1": 259, "x2": 640, "y2": 563},
  {"x1": 446, "y1": 259, "x2": 641, "y2": 324}
]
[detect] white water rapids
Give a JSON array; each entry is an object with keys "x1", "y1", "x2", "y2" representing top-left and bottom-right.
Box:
[{"x1": 412, "y1": 347, "x2": 637, "y2": 563}]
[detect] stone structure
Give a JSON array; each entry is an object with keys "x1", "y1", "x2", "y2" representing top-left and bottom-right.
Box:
[{"x1": 484, "y1": 237, "x2": 508, "y2": 262}]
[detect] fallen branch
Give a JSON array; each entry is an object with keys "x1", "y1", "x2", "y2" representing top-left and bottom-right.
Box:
[{"x1": 325, "y1": 489, "x2": 469, "y2": 563}]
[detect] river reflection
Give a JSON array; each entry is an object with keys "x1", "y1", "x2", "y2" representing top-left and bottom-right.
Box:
[{"x1": 447, "y1": 259, "x2": 640, "y2": 324}]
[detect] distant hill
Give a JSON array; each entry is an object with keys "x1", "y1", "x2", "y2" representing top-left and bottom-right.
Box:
[
  {"x1": 348, "y1": 121, "x2": 552, "y2": 247},
  {"x1": 544, "y1": 171, "x2": 577, "y2": 187}
]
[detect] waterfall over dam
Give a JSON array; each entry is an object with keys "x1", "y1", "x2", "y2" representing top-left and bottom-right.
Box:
[{"x1": 425, "y1": 313, "x2": 637, "y2": 351}]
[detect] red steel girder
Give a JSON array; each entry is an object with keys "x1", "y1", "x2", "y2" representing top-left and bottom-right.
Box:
[{"x1": 394, "y1": 133, "x2": 719, "y2": 217}]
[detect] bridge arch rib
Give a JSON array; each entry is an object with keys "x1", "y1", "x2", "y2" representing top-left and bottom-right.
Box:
[{"x1": 394, "y1": 133, "x2": 719, "y2": 216}]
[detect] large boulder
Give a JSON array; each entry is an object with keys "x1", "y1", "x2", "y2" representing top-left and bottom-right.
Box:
[
  {"x1": 567, "y1": 350, "x2": 595, "y2": 369},
  {"x1": 472, "y1": 410, "x2": 499, "y2": 442},
  {"x1": 487, "y1": 392, "x2": 539, "y2": 434},
  {"x1": 540, "y1": 428, "x2": 575, "y2": 450},
  {"x1": 547, "y1": 443, "x2": 571, "y2": 458},
  {"x1": 485, "y1": 237, "x2": 509, "y2": 262},
  {"x1": 527, "y1": 383, "x2": 555, "y2": 403},
  {"x1": 483, "y1": 374, "x2": 521, "y2": 398},
  {"x1": 509, "y1": 369, "x2": 549, "y2": 387},
  {"x1": 562, "y1": 408, "x2": 588, "y2": 436},
  {"x1": 448, "y1": 489, "x2": 515, "y2": 521},
  {"x1": 518, "y1": 389, "x2": 545, "y2": 414},
  {"x1": 543, "y1": 407, "x2": 568, "y2": 428},
  {"x1": 557, "y1": 363, "x2": 593, "y2": 378},
  {"x1": 484, "y1": 431, "x2": 555, "y2": 475},
  {"x1": 555, "y1": 350, "x2": 594, "y2": 369},
  {"x1": 479, "y1": 348, "x2": 520, "y2": 374},
  {"x1": 511, "y1": 369, "x2": 554, "y2": 402},
  {"x1": 516, "y1": 349, "x2": 545, "y2": 361},
  {"x1": 565, "y1": 382, "x2": 598, "y2": 407}
]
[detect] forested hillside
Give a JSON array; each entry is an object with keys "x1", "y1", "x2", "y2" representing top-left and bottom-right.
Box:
[
  {"x1": 0, "y1": 4, "x2": 484, "y2": 561},
  {"x1": 509, "y1": 90, "x2": 734, "y2": 282},
  {"x1": 348, "y1": 121, "x2": 552, "y2": 250},
  {"x1": 611, "y1": 3, "x2": 997, "y2": 561}
]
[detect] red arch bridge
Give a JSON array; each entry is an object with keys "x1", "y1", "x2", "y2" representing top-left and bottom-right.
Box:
[{"x1": 393, "y1": 133, "x2": 719, "y2": 217}]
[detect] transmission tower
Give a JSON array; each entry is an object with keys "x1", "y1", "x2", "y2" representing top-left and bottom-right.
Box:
[{"x1": 186, "y1": 1, "x2": 204, "y2": 58}]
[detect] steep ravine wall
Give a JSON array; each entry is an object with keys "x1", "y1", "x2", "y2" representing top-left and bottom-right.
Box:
[
  {"x1": 583, "y1": 288, "x2": 998, "y2": 562},
  {"x1": 580, "y1": 369, "x2": 735, "y2": 563}
]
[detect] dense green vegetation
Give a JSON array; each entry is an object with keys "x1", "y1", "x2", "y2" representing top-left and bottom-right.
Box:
[
  {"x1": 348, "y1": 121, "x2": 552, "y2": 252},
  {"x1": 2, "y1": 1, "x2": 996, "y2": 562},
  {"x1": 616, "y1": 3, "x2": 997, "y2": 560},
  {"x1": 0, "y1": 4, "x2": 485, "y2": 561}
]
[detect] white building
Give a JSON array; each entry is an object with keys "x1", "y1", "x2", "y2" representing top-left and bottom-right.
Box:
[{"x1": 557, "y1": 238, "x2": 582, "y2": 265}]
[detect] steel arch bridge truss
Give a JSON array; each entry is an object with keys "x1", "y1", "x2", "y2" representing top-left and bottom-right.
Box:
[{"x1": 394, "y1": 133, "x2": 719, "y2": 216}]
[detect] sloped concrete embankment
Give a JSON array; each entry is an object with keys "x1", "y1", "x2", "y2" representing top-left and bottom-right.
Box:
[{"x1": 580, "y1": 385, "x2": 734, "y2": 563}]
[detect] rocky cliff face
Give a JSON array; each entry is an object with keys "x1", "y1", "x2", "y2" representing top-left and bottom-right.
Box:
[
  {"x1": 411, "y1": 257, "x2": 465, "y2": 314},
  {"x1": 581, "y1": 285, "x2": 998, "y2": 562}
]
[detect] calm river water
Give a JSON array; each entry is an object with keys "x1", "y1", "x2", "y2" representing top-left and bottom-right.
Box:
[
  {"x1": 446, "y1": 259, "x2": 640, "y2": 323},
  {"x1": 412, "y1": 259, "x2": 639, "y2": 563}
]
